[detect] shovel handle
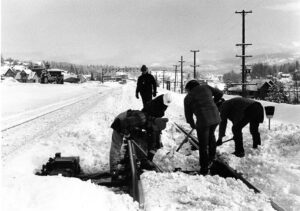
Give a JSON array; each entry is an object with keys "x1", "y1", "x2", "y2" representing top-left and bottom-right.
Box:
[
  {"x1": 176, "y1": 129, "x2": 194, "y2": 152},
  {"x1": 222, "y1": 137, "x2": 234, "y2": 144}
]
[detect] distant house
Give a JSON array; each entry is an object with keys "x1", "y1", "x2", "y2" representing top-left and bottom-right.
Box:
[
  {"x1": 15, "y1": 70, "x2": 28, "y2": 82},
  {"x1": 1, "y1": 66, "x2": 16, "y2": 78},
  {"x1": 31, "y1": 63, "x2": 45, "y2": 78},
  {"x1": 281, "y1": 73, "x2": 291, "y2": 79},
  {"x1": 14, "y1": 68, "x2": 34, "y2": 83},
  {"x1": 27, "y1": 71, "x2": 39, "y2": 83},
  {"x1": 103, "y1": 75, "x2": 112, "y2": 81},
  {"x1": 63, "y1": 72, "x2": 79, "y2": 83},
  {"x1": 227, "y1": 79, "x2": 275, "y2": 99}
]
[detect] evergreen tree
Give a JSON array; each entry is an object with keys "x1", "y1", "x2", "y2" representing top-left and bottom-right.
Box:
[
  {"x1": 265, "y1": 81, "x2": 288, "y2": 103},
  {"x1": 223, "y1": 70, "x2": 241, "y2": 83}
]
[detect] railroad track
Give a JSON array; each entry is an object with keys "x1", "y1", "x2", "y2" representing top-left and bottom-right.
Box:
[
  {"x1": 34, "y1": 120, "x2": 285, "y2": 211},
  {"x1": 1, "y1": 92, "x2": 102, "y2": 132}
]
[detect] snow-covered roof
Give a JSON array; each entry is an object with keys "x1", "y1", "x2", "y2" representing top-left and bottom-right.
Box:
[
  {"x1": 12, "y1": 65, "x2": 26, "y2": 72},
  {"x1": 1, "y1": 65, "x2": 12, "y2": 75},
  {"x1": 48, "y1": 68, "x2": 65, "y2": 72},
  {"x1": 24, "y1": 69, "x2": 32, "y2": 74},
  {"x1": 228, "y1": 84, "x2": 258, "y2": 92}
]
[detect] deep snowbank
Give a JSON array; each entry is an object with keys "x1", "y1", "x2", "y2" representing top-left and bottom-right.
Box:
[{"x1": 1, "y1": 80, "x2": 300, "y2": 211}]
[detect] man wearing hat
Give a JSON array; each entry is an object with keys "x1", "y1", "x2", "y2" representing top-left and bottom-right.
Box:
[
  {"x1": 184, "y1": 80, "x2": 223, "y2": 175},
  {"x1": 136, "y1": 65, "x2": 157, "y2": 106},
  {"x1": 109, "y1": 99, "x2": 170, "y2": 176}
]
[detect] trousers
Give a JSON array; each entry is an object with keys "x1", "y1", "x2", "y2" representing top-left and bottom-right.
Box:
[
  {"x1": 232, "y1": 103, "x2": 263, "y2": 153},
  {"x1": 196, "y1": 124, "x2": 218, "y2": 174}
]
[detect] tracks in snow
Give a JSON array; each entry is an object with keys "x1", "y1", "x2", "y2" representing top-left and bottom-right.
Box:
[{"x1": 1, "y1": 89, "x2": 116, "y2": 162}]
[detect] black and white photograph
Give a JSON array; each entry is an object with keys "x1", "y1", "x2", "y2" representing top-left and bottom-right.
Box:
[{"x1": 1, "y1": 0, "x2": 300, "y2": 210}]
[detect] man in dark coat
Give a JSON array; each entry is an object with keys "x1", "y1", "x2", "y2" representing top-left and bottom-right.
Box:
[
  {"x1": 217, "y1": 97, "x2": 264, "y2": 157},
  {"x1": 110, "y1": 110, "x2": 147, "y2": 176},
  {"x1": 110, "y1": 107, "x2": 169, "y2": 177},
  {"x1": 136, "y1": 65, "x2": 157, "y2": 106},
  {"x1": 184, "y1": 80, "x2": 223, "y2": 175}
]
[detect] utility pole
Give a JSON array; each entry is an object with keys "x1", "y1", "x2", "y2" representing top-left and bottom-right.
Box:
[
  {"x1": 102, "y1": 69, "x2": 104, "y2": 83},
  {"x1": 162, "y1": 69, "x2": 165, "y2": 89},
  {"x1": 190, "y1": 50, "x2": 199, "y2": 79},
  {"x1": 178, "y1": 56, "x2": 185, "y2": 94},
  {"x1": 236, "y1": 10, "x2": 252, "y2": 97},
  {"x1": 173, "y1": 65, "x2": 178, "y2": 92}
]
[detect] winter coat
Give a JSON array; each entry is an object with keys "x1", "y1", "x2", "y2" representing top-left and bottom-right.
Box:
[
  {"x1": 142, "y1": 95, "x2": 167, "y2": 118},
  {"x1": 111, "y1": 110, "x2": 146, "y2": 135},
  {"x1": 218, "y1": 97, "x2": 264, "y2": 137},
  {"x1": 184, "y1": 85, "x2": 223, "y2": 127},
  {"x1": 136, "y1": 73, "x2": 157, "y2": 96}
]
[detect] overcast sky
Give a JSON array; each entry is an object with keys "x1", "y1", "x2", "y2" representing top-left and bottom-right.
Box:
[{"x1": 1, "y1": 0, "x2": 300, "y2": 71}]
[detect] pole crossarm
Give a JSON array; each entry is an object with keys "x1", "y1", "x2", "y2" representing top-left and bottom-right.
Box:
[
  {"x1": 236, "y1": 43, "x2": 252, "y2": 46},
  {"x1": 230, "y1": 83, "x2": 257, "y2": 85},
  {"x1": 236, "y1": 55, "x2": 253, "y2": 57},
  {"x1": 235, "y1": 10, "x2": 252, "y2": 14}
]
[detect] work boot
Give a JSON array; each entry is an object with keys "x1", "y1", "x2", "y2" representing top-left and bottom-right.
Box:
[{"x1": 232, "y1": 151, "x2": 245, "y2": 158}]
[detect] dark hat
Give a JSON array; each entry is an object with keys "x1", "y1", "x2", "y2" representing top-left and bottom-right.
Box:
[
  {"x1": 185, "y1": 80, "x2": 200, "y2": 91},
  {"x1": 141, "y1": 65, "x2": 147, "y2": 72}
]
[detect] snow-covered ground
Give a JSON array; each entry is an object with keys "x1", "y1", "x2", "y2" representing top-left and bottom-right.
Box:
[{"x1": 1, "y1": 79, "x2": 300, "y2": 211}]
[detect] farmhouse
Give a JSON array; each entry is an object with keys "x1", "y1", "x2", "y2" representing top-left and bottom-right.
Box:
[{"x1": 227, "y1": 79, "x2": 275, "y2": 99}]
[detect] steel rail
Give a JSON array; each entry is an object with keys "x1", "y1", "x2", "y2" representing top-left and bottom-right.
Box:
[
  {"x1": 127, "y1": 139, "x2": 140, "y2": 204},
  {"x1": 130, "y1": 138, "x2": 164, "y2": 173}
]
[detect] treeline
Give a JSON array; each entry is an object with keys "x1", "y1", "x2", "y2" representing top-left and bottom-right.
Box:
[
  {"x1": 1, "y1": 55, "x2": 139, "y2": 75},
  {"x1": 223, "y1": 61, "x2": 299, "y2": 82},
  {"x1": 46, "y1": 61, "x2": 139, "y2": 75},
  {"x1": 251, "y1": 61, "x2": 299, "y2": 78}
]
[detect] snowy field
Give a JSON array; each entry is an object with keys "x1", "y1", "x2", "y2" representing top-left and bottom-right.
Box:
[{"x1": 1, "y1": 79, "x2": 300, "y2": 211}]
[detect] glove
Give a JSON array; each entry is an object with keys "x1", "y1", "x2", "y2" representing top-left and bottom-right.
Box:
[
  {"x1": 154, "y1": 118, "x2": 169, "y2": 131},
  {"x1": 136, "y1": 93, "x2": 139, "y2": 99},
  {"x1": 216, "y1": 138, "x2": 223, "y2": 146},
  {"x1": 153, "y1": 92, "x2": 157, "y2": 97}
]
